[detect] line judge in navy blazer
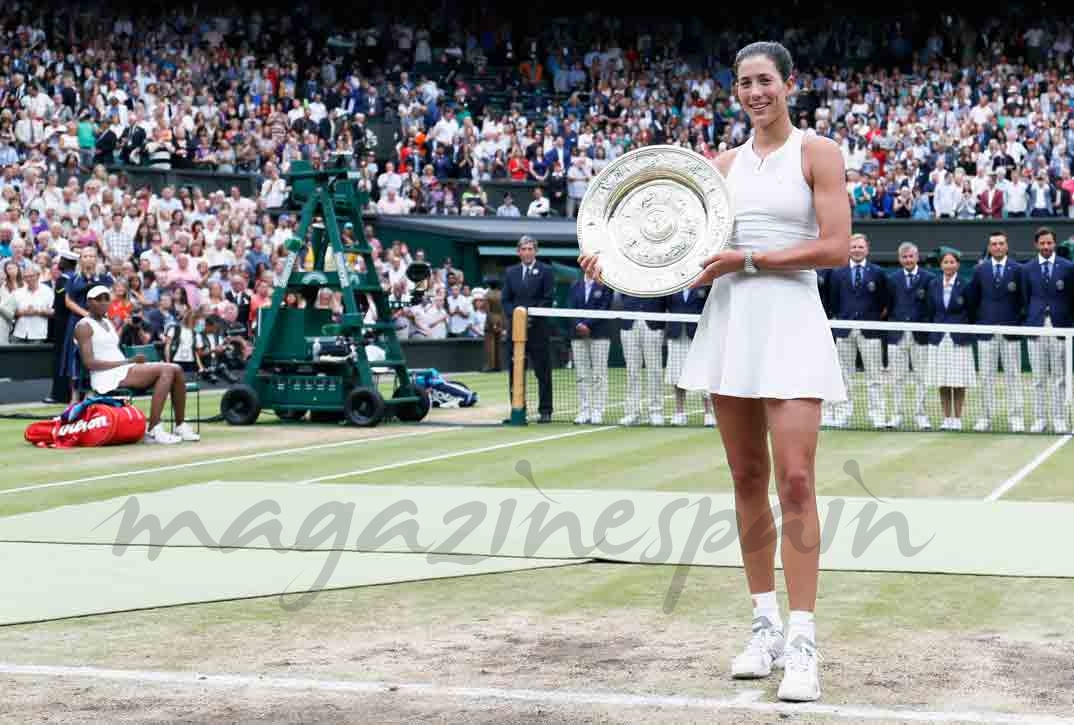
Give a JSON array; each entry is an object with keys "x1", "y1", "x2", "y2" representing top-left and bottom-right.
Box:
[
  {"x1": 965, "y1": 229, "x2": 1025, "y2": 430},
  {"x1": 885, "y1": 241, "x2": 935, "y2": 429},
  {"x1": 1021, "y1": 227, "x2": 1074, "y2": 432},
  {"x1": 617, "y1": 292, "x2": 668, "y2": 425},
  {"x1": 927, "y1": 250, "x2": 978, "y2": 430},
  {"x1": 566, "y1": 268, "x2": 614, "y2": 424},
  {"x1": 825, "y1": 234, "x2": 890, "y2": 427},
  {"x1": 501, "y1": 235, "x2": 555, "y2": 421}
]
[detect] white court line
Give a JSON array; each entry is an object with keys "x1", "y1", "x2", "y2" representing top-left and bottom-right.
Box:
[
  {"x1": 1, "y1": 664, "x2": 1071, "y2": 724},
  {"x1": 0, "y1": 427, "x2": 462, "y2": 497},
  {"x1": 986, "y1": 434, "x2": 1073, "y2": 502},
  {"x1": 299, "y1": 426, "x2": 619, "y2": 484}
]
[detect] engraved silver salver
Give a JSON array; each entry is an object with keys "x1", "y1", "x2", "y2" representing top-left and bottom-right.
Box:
[{"x1": 577, "y1": 145, "x2": 733, "y2": 297}]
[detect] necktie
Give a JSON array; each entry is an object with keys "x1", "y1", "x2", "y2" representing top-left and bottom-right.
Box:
[
  {"x1": 585, "y1": 282, "x2": 591, "y2": 303},
  {"x1": 906, "y1": 272, "x2": 912, "y2": 290},
  {"x1": 994, "y1": 264, "x2": 1002, "y2": 285},
  {"x1": 1044, "y1": 261, "x2": 1052, "y2": 284},
  {"x1": 854, "y1": 265, "x2": 862, "y2": 288}
]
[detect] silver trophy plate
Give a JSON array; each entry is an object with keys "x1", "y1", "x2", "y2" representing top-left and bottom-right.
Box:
[{"x1": 577, "y1": 144, "x2": 733, "y2": 297}]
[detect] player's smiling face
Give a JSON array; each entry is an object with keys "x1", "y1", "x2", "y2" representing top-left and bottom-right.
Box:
[{"x1": 735, "y1": 56, "x2": 790, "y2": 125}]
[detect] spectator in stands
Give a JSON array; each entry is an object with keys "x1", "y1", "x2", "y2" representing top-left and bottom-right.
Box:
[
  {"x1": 826, "y1": 234, "x2": 889, "y2": 428},
  {"x1": 496, "y1": 192, "x2": 520, "y2": 217},
  {"x1": 567, "y1": 266, "x2": 613, "y2": 425},
  {"x1": 0, "y1": 259, "x2": 22, "y2": 344},
  {"x1": 526, "y1": 186, "x2": 550, "y2": 217},
  {"x1": 10, "y1": 262, "x2": 52, "y2": 343},
  {"x1": 927, "y1": 249, "x2": 976, "y2": 431},
  {"x1": 886, "y1": 243, "x2": 934, "y2": 430},
  {"x1": 978, "y1": 173, "x2": 1005, "y2": 219},
  {"x1": 1022, "y1": 227, "x2": 1073, "y2": 433},
  {"x1": 967, "y1": 230, "x2": 1025, "y2": 432}
]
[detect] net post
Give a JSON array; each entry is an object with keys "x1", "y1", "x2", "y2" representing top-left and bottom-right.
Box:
[{"x1": 507, "y1": 306, "x2": 529, "y2": 425}]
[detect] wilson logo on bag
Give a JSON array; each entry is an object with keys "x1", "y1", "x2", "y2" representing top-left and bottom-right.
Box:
[{"x1": 25, "y1": 402, "x2": 147, "y2": 449}]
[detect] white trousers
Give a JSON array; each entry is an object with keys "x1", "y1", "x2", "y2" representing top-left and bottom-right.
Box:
[
  {"x1": 888, "y1": 334, "x2": 928, "y2": 417},
  {"x1": 832, "y1": 329, "x2": 885, "y2": 422},
  {"x1": 571, "y1": 337, "x2": 611, "y2": 417},
  {"x1": 1027, "y1": 334, "x2": 1067, "y2": 423},
  {"x1": 977, "y1": 336, "x2": 1025, "y2": 419},
  {"x1": 621, "y1": 324, "x2": 665, "y2": 417}
]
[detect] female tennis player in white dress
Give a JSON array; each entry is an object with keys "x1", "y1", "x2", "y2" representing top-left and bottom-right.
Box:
[{"x1": 580, "y1": 41, "x2": 849, "y2": 704}]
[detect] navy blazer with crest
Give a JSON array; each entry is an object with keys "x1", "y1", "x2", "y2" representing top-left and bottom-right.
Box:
[
  {"x1": 620, "y1": 293, "x2": 668, "y2": 331},
  {"x1": 927, "y1": 274, "x2": 975, "y2": 346},
  {"x1": 829, "y1": 261, "x2": 891, "y2": 338},
  {"x1": 501, "y1": 260, "x2": 555, "y2": 339},
  {"x1": 816, "y1": 268, "x2": 833, "y2": 318},
  {"x1": 566, "y1": 278, "x2": 614, "y2": 338},
  {"x1": 967, "y1": 257, "x2": 1024, "y2": 340},
  {"x1": 1021, "y1": 254, "x2": 1074, "y2": 328},
  {"x1": 664, "y1": 285, "x2": 710, "y2": 338},
  {"x1": 887, "y1": 267, "x2": 935, "y2": 344}
]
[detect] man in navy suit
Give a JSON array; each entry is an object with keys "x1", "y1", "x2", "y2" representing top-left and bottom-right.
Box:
[
  {"x1": 967, "y1": 230, "x2": 1026, "y2": 432},
  {"x1": 543, "y1": 136, "x2": 571, "y2": 174},
  {"x1": 1021, "y1": 227, "x2": 1073, "y2": 433},
  {"x1": 502, "y1": 235, "x2": 555, "y2": 422},
  {"x1": 618, "y1": 292, "x2": 668, "y2": 425},
  {"x1": 664, "y1": 285, "x2": 715, "y2": 427},
  {"x1": 567, "y1": 266, "x2": 613, "y2": 424},
  {"x1": 827, "y1": 233, "x2": 890, "y2": 428},
  {"x1": 886, "y1": 242, "x2": 935, "y2": 429}
]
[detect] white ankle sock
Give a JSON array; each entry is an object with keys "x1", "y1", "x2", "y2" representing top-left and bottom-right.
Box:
[
  {"x1": 751, "y1": 591, "x2": 782, "y2": 630},
  {"x1": 787, "y1": 610, "x2": 815, "y2": 644}
]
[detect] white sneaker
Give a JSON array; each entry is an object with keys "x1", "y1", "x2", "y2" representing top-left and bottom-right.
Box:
[
  {"x1": 777, "y1": 635, "x2": 822, "y2": 702},
  {"x1": 650, "y1": 414, "x2": 664, "y2": 426},
  {"x1": 704, "y1": 413, "x2": 716, "y2": 427},
  {"x1": 914, "y1": 415, "x2": 931, "y2": 430},
  {"x1": 589, "y1": 411, "x2": 604, "y2": 425},
  {"x1": 1031, "y1": 419, "x2": 1047, "y2": 434},
  {"x1": 671, "y1": 412, "x2": 688, "y2": 426},
  {"x1": 1010, "y1": 417, "x2": 1025, "y2": 433},
  {"x1": 974, "y1": 418, "x2": 990, "y2": 432},
  {"x1": 887, "y1": 415, "x2": 902, "y2": 429},
  {"x1": 618, "y1": 414, "x2": 638, "y2": 426},
  {"x1": 731, "y1": 617, "x2": 786, "y2": 679},
  {"x1": 1053, "y1": 418, "x2": 1068, "y2": 434},
  {"x1": 951, "y1": 418, "x2": 963, "y2": 431},
  {"x1": 145, "y1": 423, "x2": 181, "y2": 445},
  {"x1": 174, "y1": 422, "x2": 200, "y2": 442},
  {"x1": 574, "y1": 412, "x2": 590, "y2": 425},
  {"x1": 940, "y1": 418, "x2": 953, "y2": 430}
]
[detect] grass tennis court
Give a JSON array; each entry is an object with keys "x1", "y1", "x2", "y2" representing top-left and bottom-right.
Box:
[{"x1": 1, "y1": 370, "x2": 1073, "y2": 723}]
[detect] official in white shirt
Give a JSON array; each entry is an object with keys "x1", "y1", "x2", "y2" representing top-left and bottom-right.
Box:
[{"x1": 10, "y1": 263, "x2": 53, "y2": 342}]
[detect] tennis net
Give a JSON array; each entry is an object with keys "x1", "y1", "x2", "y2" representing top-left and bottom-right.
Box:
[{"x1": 517, "y1": 306, "x2": 1074, "y2": 434}]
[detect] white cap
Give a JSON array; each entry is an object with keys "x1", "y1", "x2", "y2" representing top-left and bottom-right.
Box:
[{"x1": 87, "y1": 285, "x2": 111, "y2": 299}]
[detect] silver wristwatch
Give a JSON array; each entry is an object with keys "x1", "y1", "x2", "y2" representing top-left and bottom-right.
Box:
[{"x1": 743, "y1": 249, "x2": 758, "y2": 274}]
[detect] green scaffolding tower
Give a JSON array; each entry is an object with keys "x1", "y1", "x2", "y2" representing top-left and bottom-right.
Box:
[{"x1": 219, "y1": 165, "x2": 431, "y2": 427}]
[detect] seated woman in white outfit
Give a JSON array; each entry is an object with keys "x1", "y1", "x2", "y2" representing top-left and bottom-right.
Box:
[
  {"x1": 580, "y1": 41, "x2": 848, "y2": 704},
  {"x1": 74, "y1": 285, "x2": 200, "y2": 444}
]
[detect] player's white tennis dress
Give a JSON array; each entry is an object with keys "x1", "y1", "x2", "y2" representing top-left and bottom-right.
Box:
[{"x1": 678, "y1": 127, "x2": 847, "y2": 402}]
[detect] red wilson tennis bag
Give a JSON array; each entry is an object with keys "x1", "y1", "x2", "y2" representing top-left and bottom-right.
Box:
[{"x1": 25, "y1": 398, "x2": 147, "y2": 448}]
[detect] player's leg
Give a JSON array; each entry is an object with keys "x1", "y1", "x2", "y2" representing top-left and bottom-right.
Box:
[
  {"x1": 642, "y1": 326, "x2": 665, "y2": 424},
  {"x1": 911, "y1": 340, "x2": 931, "y2": 428},
  {"x1": 888, "y1": 335, "x2": 910, "y2": 426},
  {"x1": 713, "y1": 394, "x2": 783, "y2": 680},
  {"x1": 117, "y1": 363, "x2": 186, "y2": 442},
  {"x1": 834, "y1": 333, "x2": 857, "y2": 425},
  {"x1": 1047, "y1": 336, "x2": 1067, "y2": 432},
  {"x1": 1028, "y1": 336, "x2": 1048, "y2": 432},
  {"x1": 766, "y1": 396, "x2": 824, "y2": 702}
]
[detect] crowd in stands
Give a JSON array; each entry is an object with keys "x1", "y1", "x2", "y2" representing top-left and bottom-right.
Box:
[{"x1": 4, "y1": 3, "x2": 1074, "y2": 403}]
